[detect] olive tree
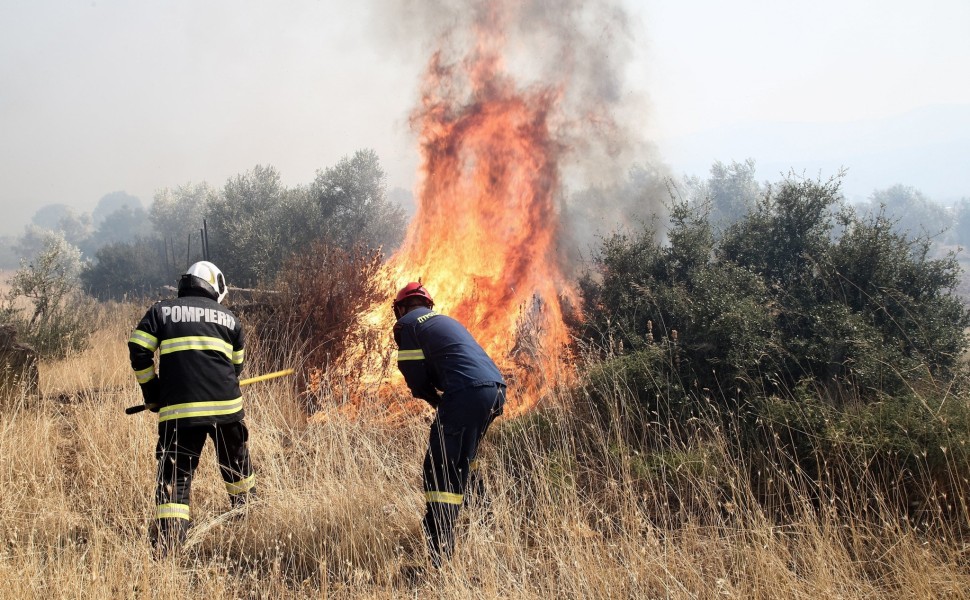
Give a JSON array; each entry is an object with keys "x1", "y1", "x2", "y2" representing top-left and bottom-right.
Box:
[
  {"x1": 310, "y1": 149, "x2": 407, "y2": 252},
  {"x1": 1, "y1": 231, "x2": 93, "y2": 358}
]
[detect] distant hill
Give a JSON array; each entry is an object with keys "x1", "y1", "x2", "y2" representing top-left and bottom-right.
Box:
[{"x1": 661, "y1": 104, "x2": 970, "y2": 205}]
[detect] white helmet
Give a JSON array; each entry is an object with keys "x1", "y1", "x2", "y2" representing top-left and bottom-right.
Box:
[{"x1": 178, "y1": 261, "x2": 228, "y2": 303}]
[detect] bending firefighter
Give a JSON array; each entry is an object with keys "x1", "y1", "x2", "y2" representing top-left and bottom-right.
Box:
[
  {"x1": 392, "y1": 282, "x2": 506, "y2": 566},
  {"x1": 128, "y1": 261, "x2": 255, "y2": 554}
]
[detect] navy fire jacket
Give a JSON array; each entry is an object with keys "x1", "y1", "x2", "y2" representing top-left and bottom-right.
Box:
[{"x1": 393, "y1": 306, "x2": 505, "y2": 405}]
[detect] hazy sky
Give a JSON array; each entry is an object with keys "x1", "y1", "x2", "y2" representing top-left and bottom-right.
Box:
[
  {"x1": 2, "y1": 0, "x2": 969, "y2": 235},
  {"x1": 640, "y1": 1, "x2": 970, "y2": 133}
]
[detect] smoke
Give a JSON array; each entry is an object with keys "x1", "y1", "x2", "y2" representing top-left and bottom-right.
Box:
[{"x1": 373, "y1": 0, "x2": 670, "y2": 264}]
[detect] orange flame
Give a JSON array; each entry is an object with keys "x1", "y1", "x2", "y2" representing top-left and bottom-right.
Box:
[
  {"x1": 319, "y1": 9, "x2": 584, "y2": 421},
  {"x1": 376, "y1": 21, "x2": 578, "y2": 414}
]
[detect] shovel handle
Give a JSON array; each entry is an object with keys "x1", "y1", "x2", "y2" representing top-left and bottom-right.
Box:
[{"x1": 124, "y1": 368, "x2": 295, "y2": 415}]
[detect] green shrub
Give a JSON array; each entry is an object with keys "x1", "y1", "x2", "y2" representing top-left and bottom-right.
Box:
[
  {"x1": 1, "y1": 233, "x2": 94, "y2": 358},
  {"x1": 755, "y1": 383, "x2": 970, "y2": 516},
  {"x1": 582, "y1": 174, "x2": 970, "y2": 401},
  {"x1": 582, "y1": 347, "x2": 686, "y2": 425},
  {"x1": 578, "y1": 172, "x2": 970, "y2": 517}
]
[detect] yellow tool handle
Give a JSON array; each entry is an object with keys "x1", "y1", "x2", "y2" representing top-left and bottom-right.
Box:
[
  {"x1": 125, "y1": 368, "x2": 296, "y2": 415},
  {"x1": 239, "y1": 368, "x2": 295, "y2": 387}
]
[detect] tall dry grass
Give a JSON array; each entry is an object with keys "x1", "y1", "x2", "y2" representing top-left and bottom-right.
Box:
[{"x1": 1, "y1": 304, "x2": 969, "y2": 598}]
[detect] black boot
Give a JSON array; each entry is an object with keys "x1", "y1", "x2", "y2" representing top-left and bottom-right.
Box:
[
  {"x1": 423, "y1": 502, "x2": 459, "y2": 568},
  {"x1": 151, "y1": 518, "x2": 188, "y2": 558},
  {"x1": 229, "y1": 488, "x2": 256, "y2": 510}
]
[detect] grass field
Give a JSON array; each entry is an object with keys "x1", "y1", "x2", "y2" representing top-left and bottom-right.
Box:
[{"x1": 1, "y1": 303, "x2": 969, "y2": 598}]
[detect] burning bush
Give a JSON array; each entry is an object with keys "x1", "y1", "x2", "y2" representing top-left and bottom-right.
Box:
[{"x1": 247, "y1": 241, "x2": 392, "y2": 409}]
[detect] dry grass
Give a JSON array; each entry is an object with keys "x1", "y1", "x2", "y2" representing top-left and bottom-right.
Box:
[{"x1": 1, "y1": 306, "x2": 969, "y2": 599}]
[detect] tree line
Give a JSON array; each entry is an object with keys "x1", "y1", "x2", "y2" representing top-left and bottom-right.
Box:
[{"x1": 2, "y1": 149, "x2": 408, "y2": 299}]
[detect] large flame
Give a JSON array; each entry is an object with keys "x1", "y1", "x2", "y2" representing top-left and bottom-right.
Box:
[{"x1": 371, "y1": 17, "x2": 579, "y2": 414}]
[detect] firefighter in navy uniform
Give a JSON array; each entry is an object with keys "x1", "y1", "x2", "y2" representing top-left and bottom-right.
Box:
[
  {"x1": 392, "y1": 282, "x2": 506, "y2": 567},
  {"x1": 128, "y1": 261, "x2": 255, "y2": 555}
]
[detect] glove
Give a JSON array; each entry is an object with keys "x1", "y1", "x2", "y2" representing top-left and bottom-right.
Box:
[{"x1": 141, "y1": 378, "x2": 160, "y2": 412}]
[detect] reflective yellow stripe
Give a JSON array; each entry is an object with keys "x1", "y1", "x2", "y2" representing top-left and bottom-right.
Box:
[
  {"x1": 156, "y1": 503, "x2": 191, "y2": 520},
  {"x1": 158, "y1": 397, "x2": 243, "y2": 423},
  {"x1": 225, "y1": 474, "x2": 255, "y2": 495},
  {"x1": 425, "y1": 491, "x2": 463, "y2": 505},
  {"x1": 134, "y1": 365, "x2": 156, "y2": 384},
  {"x1": 159, "y1": 336, "x2": 233, "y2": 358},
  {"x1": 232, "y1": 348, "x2": 244, "y2": 365},
  {"x1": 397, "y1": 349, "x2": 425, "y2": 361},
  {"x1": 129, "y1": 330, "x2": 158, "y2": 351}
]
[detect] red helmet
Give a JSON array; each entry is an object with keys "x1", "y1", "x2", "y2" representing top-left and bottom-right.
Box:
[{"x1": 393, "y1": 282, "x2": 434, "y2": 310}]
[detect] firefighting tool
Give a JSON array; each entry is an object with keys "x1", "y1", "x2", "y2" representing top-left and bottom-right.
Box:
[{"x1": 124, "y1": 368, "x2": 295, "y2": 414}]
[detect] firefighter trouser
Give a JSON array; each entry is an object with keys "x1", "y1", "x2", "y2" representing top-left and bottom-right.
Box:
[
  {"x1": 423, "y1": 383, "x2": 506, "y2": 565},
  {"x1": 154, "y1": 420, "x2": 255, "y2": 548}
]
